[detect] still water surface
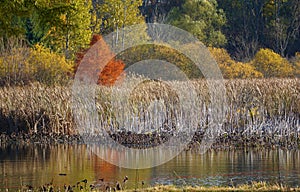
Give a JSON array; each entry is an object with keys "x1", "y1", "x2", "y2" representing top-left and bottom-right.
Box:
[{"x1": 0, "y1": 144, "x2": 300, "y2": 189}]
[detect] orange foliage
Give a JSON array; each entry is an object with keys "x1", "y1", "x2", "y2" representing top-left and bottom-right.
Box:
[{"x1": 74, "y1": 34, "x2": 125, "y2": 86}]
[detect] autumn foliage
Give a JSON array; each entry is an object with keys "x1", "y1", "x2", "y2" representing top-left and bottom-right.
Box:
[
  {"x1": 209, "y1": 47, "x2": 299, "y2": 79},
  {"x1": 75, "y1": 34, "x2": 125, "y2": 86},
  {"x1": 209, "y1": 47, "x2": 263, "y2": 79},
  {"x1": 251, "y1": 48, "x2": 294, "y2": 78},
  {"x1": 0, "y1": 43, "x2": 73, "y2": 86}
]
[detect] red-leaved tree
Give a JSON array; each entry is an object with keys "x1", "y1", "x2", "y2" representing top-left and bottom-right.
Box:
[{"x1": 74, "y1": 34, "x2": 125, "y2": 86}]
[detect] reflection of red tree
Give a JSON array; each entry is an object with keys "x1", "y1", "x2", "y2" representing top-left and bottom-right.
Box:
[
  {"x1": 92, "y1": 154, "x2": 117, "y2": 179},
  {"x1": 91, "y1": 148, "x2": 122, "y2": 182},
  {"x1": 75, "y1": 34, "x2": 125, "y2": 86}
]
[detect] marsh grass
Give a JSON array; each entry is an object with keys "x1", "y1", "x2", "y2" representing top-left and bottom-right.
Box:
[
  {"x1": 0, "y1": 83, "x2": 74, "y2": 135},
  {"x1": 0, "y1": 78, "x2": 299, "y2": 148}
]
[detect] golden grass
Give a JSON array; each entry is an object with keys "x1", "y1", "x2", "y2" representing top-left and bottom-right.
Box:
[{"x1": 0, "y1": 78, "x2": 299, "y2": 148}]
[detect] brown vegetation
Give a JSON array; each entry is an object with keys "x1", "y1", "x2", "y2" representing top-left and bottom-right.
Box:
[{"x1": 0, "y1": 79, "x2": 299, "y2": 149}]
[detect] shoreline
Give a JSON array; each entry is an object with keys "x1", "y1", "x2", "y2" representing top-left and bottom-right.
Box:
[
  {"x1": 1, "y1": 132, "x2": 299, "y2": 150},
  {"x1": 14, "y1": 182, "x2": 300, "y2": 192}
]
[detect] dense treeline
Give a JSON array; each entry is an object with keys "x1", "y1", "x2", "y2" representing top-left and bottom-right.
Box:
[
  {"x1": 142, "y1": 0, "x2": 300, "y2": 59},
  {"x1": 0, "y1": 0, "x2": 299, "y2": 86}
]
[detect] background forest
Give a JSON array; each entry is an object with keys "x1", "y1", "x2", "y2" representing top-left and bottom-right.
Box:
[{"x1": 0, "y1": 0, "x2": 300, "y2": 86}]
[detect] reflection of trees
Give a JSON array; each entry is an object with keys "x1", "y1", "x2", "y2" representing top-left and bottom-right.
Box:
[
  {"x1": 0, "y1": 145, "x2": 95, "y2": 188},
  {"x1": 91, "y1": 147, "x2": 153, "y2": 189},
  {"x1": 1, "y1": 146, "x2": 300, "y2": 189},
  {"x1": 151, "y1": 150, "x2": 300, "y2": 186},
  {"x1": 233, "y1": 149, "x2": 300, "y2": 185}
]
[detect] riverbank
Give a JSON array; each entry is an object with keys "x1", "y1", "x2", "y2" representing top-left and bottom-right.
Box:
[{"x1": 0, "y1": 131, "x2": 299, "y2": 150}]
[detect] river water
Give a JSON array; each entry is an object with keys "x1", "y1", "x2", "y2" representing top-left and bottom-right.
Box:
[{"x1": 0, "y1": 144, "x2": 299, "y2": 190}]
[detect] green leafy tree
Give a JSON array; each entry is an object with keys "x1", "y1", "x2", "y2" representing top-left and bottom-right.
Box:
[
  {"x1": 0, "y1": 0, "x2": 32, "y2": 40},
  {"x1": 167, "y1": 0, "x2": 226, "y2": 47},
  {"x1": 141, "y1": 0, "x2": 184, "y2": 23},
  {"x1": 31, "y1": 0, "x2": 93, "y2": 58},
  {"x1": 98, "y1": 0, "x2": 145, "y2": 34}
]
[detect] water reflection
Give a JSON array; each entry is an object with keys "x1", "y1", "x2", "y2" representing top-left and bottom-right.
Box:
[{"x1": 0, "y1": 145, "x2": 300, "y2": 189}]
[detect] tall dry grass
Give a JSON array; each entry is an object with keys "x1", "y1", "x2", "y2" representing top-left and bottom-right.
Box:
[
  {"x1": 0, "y1": 78, "x2": 299, "y2": 147},
  {"x1": 0, "y1": 83, "x2": 73, "y2": 135}
]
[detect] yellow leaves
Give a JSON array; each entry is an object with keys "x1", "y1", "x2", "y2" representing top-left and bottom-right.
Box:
[
  {"x1": 251, "y1": 48, "x2": 294, "y2": 78},
  {"x1": 209, "y1": 47, "x2": 234, "y2": 66},
  {"x1": 210, "y1": 47, "x2": 296, "y2": 79},
  {"x1": 60, "y1": 14, "x2": 67, "y2": 23},
  {"x1": 223, "y1": 62, "x2": 263, "y2": 79},
  {"x1": 29, "y1": 44, "x2": 73, "y2": 84},
  {"x1": 209, "y1": 47, "x2": 263, "y2": 79},
  {"x1": 0, "y1": 44, "x2": 73, "y2": 85}
]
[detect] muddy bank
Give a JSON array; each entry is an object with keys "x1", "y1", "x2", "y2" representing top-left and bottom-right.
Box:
[
  {"x1": 1, "y1": 130, "x2": 299, "y2": 150},
  {"x1": 0, "y1": 132, "x2": 82, "y2": 146}
]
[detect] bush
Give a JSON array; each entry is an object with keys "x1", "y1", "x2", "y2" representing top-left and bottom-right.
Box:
[
  {"x1": 0, "y1": 41, "x2": 73, "y2": 86},
  {"x1": 223, "y1": 62, "x2": 263, "y2": 79},
  {"x1": 209, "y1": 47, "x2": 263, "y2": 78},
  {"x1": 251, "y1": 48, "x2": 294, "y2": 78},
  {"x1": 28, "y1": 44, "x2": 73, "y2": 85},
  {"x1": 117, "y1": 43, "x2": 203, "y2": 79},
  {"x1": 0, "y1": 46, "x2": 31, "y2": 85}
]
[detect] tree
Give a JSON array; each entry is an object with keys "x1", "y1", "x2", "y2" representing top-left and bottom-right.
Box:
[
  {"x1": 264, "y1": 0, "x2": 300, "y2": 56},
  {"x1": 290, "y1": 52, "x2": 300, "y2": 77},
  {"x1": 217, "y1": 0, "x2": 267, "y2": 61},
  {"x1": 75, "y1": 34, "x2": 125, "y2": 86},
  {"x1": 141, "y1": 0, "x2": 184, "y2": 23},
  {"x1": 167, "y1": 0, "x2": 226, "y2": 47},
  {"x1": 98, "y1": 0, "x2": 145, "y2": 34},
  {"x1": 0, "y1": 0, "x2": 32, "y2": 40},
  {"x1": 31, "y1": 0, "x2": 93, "y2": 58},
  {"x1": 251, "y1": 48, "x2": 294, "y2": 77},
  {"x1": 218, "y1": 0, "x2": 300, "y2": 60}
]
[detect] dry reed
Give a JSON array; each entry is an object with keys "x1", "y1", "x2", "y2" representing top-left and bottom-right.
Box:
[{"x1": 0, "y1": 78, "x2": 299, "y2": 148}]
